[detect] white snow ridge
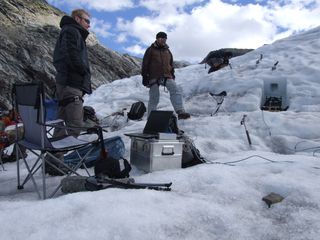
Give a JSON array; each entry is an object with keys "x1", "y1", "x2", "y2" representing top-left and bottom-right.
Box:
[{"x1": 1, "y1": 27, "x2": 320, "y2": 240}]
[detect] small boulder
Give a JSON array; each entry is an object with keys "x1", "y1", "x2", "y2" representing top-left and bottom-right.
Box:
[{"x1": 262, "y1": 192, "x2": 284, "y2": 208}]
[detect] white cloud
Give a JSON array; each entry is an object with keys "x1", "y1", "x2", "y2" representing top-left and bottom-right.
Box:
[
  {"x1": 47, "y1": 0, "x2": 134, "y2": 12},
  {"x1": 124, "y1": 44, "x2": 146, "y2": 55},
  {"x1": 116, "y1": 33, "x2": 128, "y2": 43},
  {"x1": 90, "y1": 18, "x2": 112, "y2": 38},
  {"x1": 266, "y1": 1, "x2": 320, "y2": 31},
  {"x1": 116, "y1": 0, "x2": 320, "y2": 61},
  {"x1": 139, "y1": 0, "x2": 206, "y2": 12},
  {"x1": 48, "y1": 0, "x2": 320, "y2": 61},
  {"x1": 79, "y1": 0, "x2": 134, "y2": 11}
]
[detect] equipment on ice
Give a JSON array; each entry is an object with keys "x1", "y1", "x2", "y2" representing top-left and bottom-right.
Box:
[
  {"x1": 260, "y1": 76, "x2": 289, "y2": 111},
  {"x1": 240, "y1": 115, "x2": 252, "y2": 146},
  {"x1": 209, "y1": 91, "x2": 227, "y2": 116}
]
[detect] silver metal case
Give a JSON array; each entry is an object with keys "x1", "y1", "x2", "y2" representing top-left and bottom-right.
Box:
[{"x1": 129, "y1": 137, "x2": 183, "y2": 173}]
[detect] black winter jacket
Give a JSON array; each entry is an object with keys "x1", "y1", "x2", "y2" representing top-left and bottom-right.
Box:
[{"x1": 53, "y1": 16, "x2": 92, "y2": 94}]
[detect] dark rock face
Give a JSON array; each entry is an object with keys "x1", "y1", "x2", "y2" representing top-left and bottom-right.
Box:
[
  {"x1": 0, "y1": 0, "x2": 141, "y2": 110},
  {"x1": 200, "y1": 48, "x2": 253, "y2": 65}
]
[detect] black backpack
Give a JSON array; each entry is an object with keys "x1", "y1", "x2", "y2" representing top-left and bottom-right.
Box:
[
  {"x1": 94, "y1": 156, "x2": 132, "y2": 179},
  {"x1": 127, "y1": 101, "x2": 146, "y2": 120},
  {"x1": 168, "y1": 114, "x2": 183, "y2": 135},
  {"x1": 180, "y1": 135, "x2": 206, "y2": 168},
  {"x1": 168, "y1": 115, "x2": 206, "y2": 168}
]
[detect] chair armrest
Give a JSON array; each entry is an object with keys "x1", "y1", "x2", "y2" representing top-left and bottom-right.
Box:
[
  {"x1": 46, "y1": 119, "x2": 65, "y2": 125},
  {"x1": 41, "y1": 121, "x2": 102, "y2": 135}
]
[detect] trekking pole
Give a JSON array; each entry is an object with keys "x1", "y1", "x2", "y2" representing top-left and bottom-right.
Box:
[
  {"x1": 240, "y1": 115, "x2": 252, "y2": 146},
  {"x1": 256, "y1": 54, "x2": 263, "y2": 65},
  {"x1": 271, "y1": 61, "x2": 279, "y2": 71}
]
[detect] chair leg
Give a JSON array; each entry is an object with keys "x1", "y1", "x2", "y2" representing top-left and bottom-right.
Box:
[
  {"x1": 15, "y1": 144, "x2": 95, "y2": 199},
  {"x1": 0, "y1": 148, "x2": 5, "y2": 171},
  {"x1": 16, "y1": 143, "x2": 22, "y2": 189},
  {"x1": 20, "y1": 150, "x2": 42, "y2": 199},
  {"x1": 82, "y1": 163, "x2": 90, "y2": 176},
  {"x1": 48, "y1": 150, "x2": 93, "y2": 198},
  {"x1": 20, "y1": 157, "x2": 41, "y2": 187},
  {"x1": 45, "y1": 152, "x2": 79, "y2": 176},
  {"x1": 73, "y1": 146, "x2": 95, "y2": 177},
  {"x1": 16, "y1": 145, "x2": 42, "y2": 199},
  {"x1": 42, "y1": 151, "x2": 46, "y2": 199},
  {"x1": 47, "y1": 147, "x2": 95, "y2": 198}
]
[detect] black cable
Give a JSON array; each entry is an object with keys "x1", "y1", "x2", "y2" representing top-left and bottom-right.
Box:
[
  {"x1": 261, "y1": 110, "x2": 272, "y2": 136},
  {"x1": 204, "y1": 154, "x2": 294, "y2": 166},
  {"x1": 294, "y1": 139, "x2": 320, "y2": 149},
  {"x1": 260, "y1": 110, "x2": 320, "y2": 155}
]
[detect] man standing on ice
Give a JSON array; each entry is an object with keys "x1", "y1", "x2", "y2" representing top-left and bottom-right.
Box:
[
  {"x1": 48, "y1": 9, "x2": 92, "y2": 176},
  {"x1": 53, "y1": 9, "x2": 92, "y2": 137},
  {"x1": 141, "y1": 31, "x2": 190, "y2": 119}
]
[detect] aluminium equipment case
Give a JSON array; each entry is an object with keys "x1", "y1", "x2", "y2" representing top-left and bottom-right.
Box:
[{"x1": 129, "y1": 136, "x2": 183, "y2": 173}]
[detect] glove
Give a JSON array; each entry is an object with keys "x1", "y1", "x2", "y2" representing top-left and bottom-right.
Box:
[
  {"x1": 171, "y1": 68, "x2": 175, "y2": 79},
  {"x1": 142, "y1": 75, "x2": 149, "y2": 87}
]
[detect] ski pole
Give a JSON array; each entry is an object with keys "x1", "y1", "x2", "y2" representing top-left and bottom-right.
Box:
[{"x1": 240, "y1": 115, "x2": 252, "y2": 145}]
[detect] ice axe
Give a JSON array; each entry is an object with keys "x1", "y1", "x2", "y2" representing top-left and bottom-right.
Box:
[
  {"x1": 91, "y1": 126, "x2": 109, "y2": 176},
  {"x1": 93, "y1": 126, "x2": 131, "y2": 178},
  {"x1": 240, "y1": 115, "x2": 252, "y2": 146}
]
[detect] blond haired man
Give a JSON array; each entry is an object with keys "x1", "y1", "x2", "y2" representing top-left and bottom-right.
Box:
[
  {"x1": 50, "y1": 9, "x2": 92, "y2": 175},
  {"x1": 53, "y1": 9, "x2": 91, "y2": 138}
]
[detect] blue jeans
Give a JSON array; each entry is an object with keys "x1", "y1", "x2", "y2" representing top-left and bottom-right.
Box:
[{"x1": 148, "y1": 78, "x2": 185, "y2": 116}]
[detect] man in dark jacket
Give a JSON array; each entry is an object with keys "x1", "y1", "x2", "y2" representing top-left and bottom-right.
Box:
[
  {"x1": 47, "y1": 9, "x2": 91, "y2": 176},
  {"x1": 142, "y1": 32, "x2": 190, "y2": 119},
  {"x1": 53, "y1": 9, "x2": 92, "y2": 137}
]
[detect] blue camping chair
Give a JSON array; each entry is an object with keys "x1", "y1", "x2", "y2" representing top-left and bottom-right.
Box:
[{"x1": 12, "y1": 83, "x2": 100, "y2": 199}]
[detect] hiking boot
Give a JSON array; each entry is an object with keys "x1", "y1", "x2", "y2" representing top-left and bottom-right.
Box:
[
  {"x1": 1, "y1": 153, "x2": 12, "y2": 163},
  {"x1": 44, "y1": 153, "x2": 69, "y2": 176},
  {"x1": 2, "y1": 152, "x2": 28, "y2": 163},
  {"x1": 45, "y1": 162, "x2": 70, "y2": 176},
  {"x1": 177, "y1": 111, "x2": 191, "y2": 120}
]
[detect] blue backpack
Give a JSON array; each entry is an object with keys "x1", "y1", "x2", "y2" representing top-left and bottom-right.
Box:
[{"x1": 64, "y1": 136, "x2": 125, "y2": 168}]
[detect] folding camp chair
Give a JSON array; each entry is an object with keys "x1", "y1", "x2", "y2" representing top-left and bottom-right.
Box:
[
  {"x1": 12, "y1": 83, "x2": 99, "y2": 199},
  {"x1": 209, "y1": 91, "x2": 227, "y2": 116}
]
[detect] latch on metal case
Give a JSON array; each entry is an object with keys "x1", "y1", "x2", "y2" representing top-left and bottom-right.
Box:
[{"x1": 162, "y1": 145, "x2": 174, "y2": 155}]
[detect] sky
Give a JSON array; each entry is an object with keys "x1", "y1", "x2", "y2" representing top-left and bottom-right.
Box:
[
  {"x1": 1, "y1": 26, "x2": 320, "y2": 239},
  {"x1": 46, "y1": 0, "x2": 320, "y2": 62}
]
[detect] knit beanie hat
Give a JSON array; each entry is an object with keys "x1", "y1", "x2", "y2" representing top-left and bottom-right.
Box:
[{"x1": 156, "y1": 32, "x2": 167, "y2": 39}]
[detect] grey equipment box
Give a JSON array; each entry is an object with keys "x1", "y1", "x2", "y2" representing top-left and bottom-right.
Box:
[
  {"x1": 260, "y1": 76, "x2": 289, "y2": 111},
  {"x1": 129, "y1": 137, "x2": 183, "y2": 173}
]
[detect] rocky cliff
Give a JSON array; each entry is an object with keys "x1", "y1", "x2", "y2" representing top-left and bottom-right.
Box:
[
  {"x1": 200, "y1": 48, "x2": 253, "y2": 65},
  {"x1": 0, "y1": 0, "x2": 142, "y2": 110}
]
